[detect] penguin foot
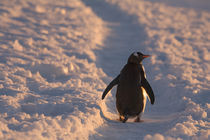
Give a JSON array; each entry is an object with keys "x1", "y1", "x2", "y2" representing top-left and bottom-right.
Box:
[
  {"x1": 119, "y1": 116, "x2": 123, "y2": 121},
  {"x1": 134, "y1": 116, "x2": 141, "y2": 122},
  {"x1": 119, "y1": 115, "x2": 128, "y2": 123},
  {"x1": 122, "y1": 118, "x2": 128, "y2": 123}
]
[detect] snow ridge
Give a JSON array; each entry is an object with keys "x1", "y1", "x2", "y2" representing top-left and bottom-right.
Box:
[{"x1": 0, "y1": 0, "x2": 108, "y2": 139}]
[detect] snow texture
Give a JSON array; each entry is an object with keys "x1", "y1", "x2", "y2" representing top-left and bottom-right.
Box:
[{"x1": 0, "y1": 0, "x2": 209, "y2": 140}]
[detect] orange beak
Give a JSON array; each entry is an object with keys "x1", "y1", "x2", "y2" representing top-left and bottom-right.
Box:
[{"x1": 143, "y1": 55, "x2": 150, "y2": 58}]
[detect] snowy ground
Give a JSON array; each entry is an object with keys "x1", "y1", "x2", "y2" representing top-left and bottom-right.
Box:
[{"x1": 0, "y1": 0, "x2": 209, "y2": 140}]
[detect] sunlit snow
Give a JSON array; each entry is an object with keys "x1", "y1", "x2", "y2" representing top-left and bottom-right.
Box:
[{"x1": 0, "y1": 0, "x2": 209, "y2": 140}]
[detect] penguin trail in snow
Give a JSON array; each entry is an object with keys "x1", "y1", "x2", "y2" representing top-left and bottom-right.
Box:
[{"x1": 102, "y1": 52, "x2": 155, "y2": 123}]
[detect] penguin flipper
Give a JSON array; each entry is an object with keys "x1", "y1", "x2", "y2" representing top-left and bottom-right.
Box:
[
  {"x1": 142, "y1": 78, "x2": 155, "y2": 104},
  {"x1": 102, "y1": 75, "x2": 120, "y2": 100}
]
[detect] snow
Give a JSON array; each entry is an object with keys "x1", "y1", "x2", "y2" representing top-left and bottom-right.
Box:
[{"x1": 0, "y1": 0, "x2": 209, "y2": 140}]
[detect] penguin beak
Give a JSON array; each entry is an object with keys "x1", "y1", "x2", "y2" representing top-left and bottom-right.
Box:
[{"x1": 143, "y1": 55, "x2": 150, "y2": 58}]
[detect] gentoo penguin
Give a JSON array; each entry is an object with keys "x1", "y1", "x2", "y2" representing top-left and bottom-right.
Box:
[{"x1": 102, "y1": 52, "x2": 155, "y2": 123}]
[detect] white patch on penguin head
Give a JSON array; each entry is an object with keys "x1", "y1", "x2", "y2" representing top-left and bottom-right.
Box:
[{"x1": 133, "y1": 52, "x2": 138, "y2": 57}]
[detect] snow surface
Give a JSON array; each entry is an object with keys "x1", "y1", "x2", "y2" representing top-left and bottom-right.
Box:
[{"x1": 0, "y1": 0, "x2": 209, "y2": 140}]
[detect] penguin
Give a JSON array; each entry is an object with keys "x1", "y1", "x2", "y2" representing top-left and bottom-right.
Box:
[{"x1": 102, "y1": 52, "x2": 155, "y2": 123}]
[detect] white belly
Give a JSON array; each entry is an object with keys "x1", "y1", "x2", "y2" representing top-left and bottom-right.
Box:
[{"x1": 139, "y1": 87, "x2": 147, "y2": 118}]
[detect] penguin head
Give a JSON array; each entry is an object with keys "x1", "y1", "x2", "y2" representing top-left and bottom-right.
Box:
[{"x1": 128, "y1": 52, "x2": 150, "y2": 64}]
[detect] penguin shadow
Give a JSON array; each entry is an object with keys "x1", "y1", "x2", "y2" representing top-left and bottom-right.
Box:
[
  {"x1": 99, "y1": 97, "x2": 159, "y2": 124},
  {"x1": 99, "y1": 109, "x2": 119, "y2": 124},
  {"x1": 99, "y1": 96, "x2": 120, "y2": 124}
]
